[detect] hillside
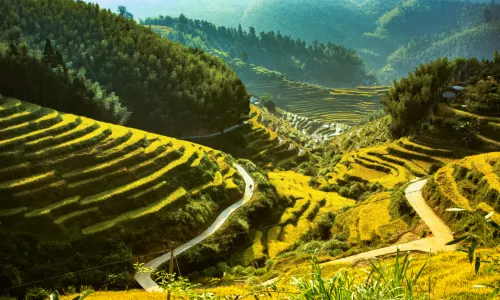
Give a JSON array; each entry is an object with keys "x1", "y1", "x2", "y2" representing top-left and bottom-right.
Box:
[
  {"x1": 188, "y1": 105, "x2": 309, "y2": 170},
  {"x1": 0, "y1": 0, "x2": 249, "y2": 136},
  {"x1": 423, "y1": 152, "x2": 500, "y2": 241},
  {"x1": 0, "y1": 97, "x2": 247, "y2": 292},
  {"x1": 142, "y1": 16, "x2": 373, "y2": 87}
]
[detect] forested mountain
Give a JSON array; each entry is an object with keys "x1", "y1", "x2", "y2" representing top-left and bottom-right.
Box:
[
  {"x1": 0, "y1": 0, "x2": 250, "y2": 136},
  {"x1": 142, "y1": 15, "x2": 374, "y2": 87},
  {"x1": 135, "y1": 0, "x2": 499, "y2": 83}
]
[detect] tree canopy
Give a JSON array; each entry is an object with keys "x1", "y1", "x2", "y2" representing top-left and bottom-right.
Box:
[{"x1": 0, "y1": 0, "x2": 250, "y2": 136}]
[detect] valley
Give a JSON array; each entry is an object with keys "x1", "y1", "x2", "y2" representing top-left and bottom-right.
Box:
[{"x1": 0, "y1": 1, "x2": 500, "y2": 299}]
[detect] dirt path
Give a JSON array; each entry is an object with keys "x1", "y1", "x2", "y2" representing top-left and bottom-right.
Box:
[{"x1": 135, "y1": 164, "x2": 255, "y2": 292}]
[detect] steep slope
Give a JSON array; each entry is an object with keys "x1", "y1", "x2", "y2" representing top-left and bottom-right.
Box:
[
  {"x1": 0, "y1": 98, "x2": 247, "y2": 291},
  {"x1": 423, "y1": 152, "x2": 500, "y2": 240},
  {"x1": 0, "y1": 0, "x2": 249, "y2": 136}
]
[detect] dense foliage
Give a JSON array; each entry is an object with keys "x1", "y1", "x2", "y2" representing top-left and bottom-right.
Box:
[
  {"x1": 383, "y1": 51, "x2": 500, "y2": 137},
  {"x1": 142, "y1": 15, "x2": 373, "y2": 87},
  {"x1": 0, "y1": 0, "x2": 249, "y2": 136},
  {"x1": 0, "y1": 41, "x2": 130, "y2": 124}
]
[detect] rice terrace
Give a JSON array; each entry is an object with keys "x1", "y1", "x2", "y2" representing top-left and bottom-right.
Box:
[{"x1": 1, "y1": 0, "x2": 500, "y2": 299}]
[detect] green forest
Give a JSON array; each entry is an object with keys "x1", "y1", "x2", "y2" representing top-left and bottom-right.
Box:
[
  {"x1": 139, "y1": 0, "x2": 500, "y2": 82},
  {"x1": 0, "y1": 0, "x2": 250, "y2": 136},
  {"x1": 142, "y1": 15, "x2": 375, "y2": 87}
]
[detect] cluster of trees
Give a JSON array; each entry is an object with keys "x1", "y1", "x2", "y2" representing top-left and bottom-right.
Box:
[
  {"x1": 383, "y1": 50, "x2": 500, "y2": 137},
  {"x1": 142, "y1": 15, "x2": 374, "y2": 87},
  {"x1": 0, "y1": 0, "x2": 249, "y2": 136},
  {"x1": 0, "y1": 41, "x2": 130, "y2": 124}
]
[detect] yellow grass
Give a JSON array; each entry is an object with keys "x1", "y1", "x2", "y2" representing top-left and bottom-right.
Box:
[
  {"x1": 82, "y1": 188, "x2": 187, "y2": 234},
  {"x1": 242, "y1": 230, "x2": 265, "y2": 265},
  {"x1": 80, "y1": 147, "x2": 197, "y2": 205},
  {"x1": 24, "y1": 117, "x2": 94, "y2": 148},
  {"x1": 0, "y1": 110, "x2": 61, "y2": 145},
  {"x1": 24, "y1": 196, "x2": 80, "y2": 218},
  {"x1": 128, "y1": 181, "x2": 167, "y2": 200},
  {"x1": 434, "y1": 166, "x2": 472, "y2": 210},
  {"x1": 0, "y1": 110, "x2": 31, "y2": 124},
  {"x1": 470, "y1": 152, "x2": 500, "y2": 193},
  {"x1": 62, "y1": 147, "x2": 145, "y2": 179},
  {"x1": 0, "y1": 207, "x2": 28, "y2": 216},
  {"x1": 0, "y1": 171, "x2": 55, "y2": 191},
  {"x1": 224, "y1": 178, "x2": 238, "y2": 190},
  {"x1": 54, "y1": 207, "x2": 99, "y2": 224},
  {"x1": 269, "y1": 171, "x2": 354, "y2": 210},
  {"x1": 335, "y1": 192, "x2": 395, "y2": 243},
  {"x1": 279, "y1": 199, "x2": 310, "y2": 223}
]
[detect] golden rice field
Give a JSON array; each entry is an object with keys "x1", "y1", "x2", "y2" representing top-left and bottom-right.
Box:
[
  {"x1": 273, "y1": 250, "x2": 500, "y2": 299},
  {"x1": 320, "y1": 137, "x2": 457, "y2": 190},
  {"x1": 245, "y1": 105, "x2": 308, "y2": 169},
  {"x1": 61, "y1": 250, "x2": 499, "y2": 299},
  {"x1": 333, "y1": 192, "x2": 409, "y2": 243},
  {"x1": 262, "y1": 171, "x2": 355, "y2": 258},
  {"x1": 0, "y1": 98, "x2": 243, "y2": 238},
  {"x1": 244, "y1": 79, "x2": 387, "y2": 125},
  {"x1": 426, "y1": 152, "x2": 500, "y2": 218}
]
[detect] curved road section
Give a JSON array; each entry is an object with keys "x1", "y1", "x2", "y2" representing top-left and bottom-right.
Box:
[
  {"x1": 325, "y1": 178, "x2": 455, "y2": 264},
  {"x1": 135, "y1": 164, "x2": 255, "y2": 292}
]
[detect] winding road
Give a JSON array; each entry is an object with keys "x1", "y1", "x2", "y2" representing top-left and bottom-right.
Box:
[
  {"x1": 134, "y1": 164, "x2": 255, "y2": 292},
  {"x1": 324, "y1": 178, "x2": 455, "y2": 265},
  {"x1": 263, "y1": 178, "x2": 455, "y2": 286},
  {"x1": 180, "y1": 122, "x2": 248, "y2": 140}
]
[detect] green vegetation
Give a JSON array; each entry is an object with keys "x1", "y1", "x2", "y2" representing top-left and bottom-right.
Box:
[
  {"x1": 142, "y1": 15, "x2": 374, "y2": 87},
  {"x1": 383, "y1": 52, "x2": 500, "y2": 142},
  {"x1": 0, "y1": 0, "x2": 249, "y2": 136},
  {"x1": 0, "y1": 41, "x2": 129, "y2": 125},
  {"x1": 0, "y1": 99, "x2": 245, "y2": 295}
]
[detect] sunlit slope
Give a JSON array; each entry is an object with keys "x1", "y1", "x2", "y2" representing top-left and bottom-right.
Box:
[
  {"x1": 0, "y1": 98, "x2": 244, "y2": 238},
  {"x1": 198, "y1": 105, "x2": 308, "y2": 170},
  {"x1": 424, "y1": 152, "x2": 500, "y2": 227},
  {"x1": 241, "y1": 171, "x2": 355, "y2": 261},
  {"x1": 320, "y1": 137, "x2": 466, "y2": 190},
  {"x1": 244, "y1": 79, "x2": 387, "y2": 125}
]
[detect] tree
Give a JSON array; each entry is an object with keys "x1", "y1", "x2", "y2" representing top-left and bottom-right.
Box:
[
  {"x1": 260, "y1": 93, "x2": 276, "y2": 113},
  {"x1": 241, "y1": 50, "x2": 249, "y2": 62},
  {"x1": 494, "y1": 49, "x2": 500, "y2": 63},
  {"x1": 484, "y1": 7, "x2": 492, "y2": 23},
  {"x1": 117, "y1": 5, "x2": 133, "y2": 19}
]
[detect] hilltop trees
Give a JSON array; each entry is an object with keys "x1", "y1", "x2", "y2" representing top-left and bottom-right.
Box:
[
  {"x1": 383, "y1": 51, "x2": 500, "y2": 137},
  {"x1": 0, "y1": 42, "x2": 130, "y2": 124},
  {"x1": 0, "y1": 0, "x2": 250, "y2": 136},
  {"x1": 142, "y1": 15, "x2": 373, "y2": 87}
]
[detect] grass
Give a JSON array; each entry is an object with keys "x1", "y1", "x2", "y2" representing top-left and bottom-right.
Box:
[
  {"x1": 24, "y1": 196, "x2": 80, "y2": 218},
  {"x1": 242, "y1": 230, "x2": 265, "y2": 265}
]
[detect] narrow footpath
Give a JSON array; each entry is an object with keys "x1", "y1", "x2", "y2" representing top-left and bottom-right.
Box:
[{"x1": 134, "y1": 164, "x2": 255, "y2": 292}]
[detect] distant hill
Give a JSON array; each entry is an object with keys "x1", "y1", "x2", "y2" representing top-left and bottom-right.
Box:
[
  {"x1": 142, "y1": 15, "x2": 374, "y2": 87},
  {"x1": 134, "y1": 0, "x2": 500, "y2": 82}
]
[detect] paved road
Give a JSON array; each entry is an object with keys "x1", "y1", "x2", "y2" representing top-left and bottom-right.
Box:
[
  {"x1": 325, "y1": 179, "x2": 455, "y2": 265},
  {"x1": 134, "y1": 164, "x2": 255, "y2": 292},
  {"x1": 180, "y1": 122, "x2": 248, "y2": 140},
  {"x1": 262, "y1": 178, "x2": 455, "y2": 286}
]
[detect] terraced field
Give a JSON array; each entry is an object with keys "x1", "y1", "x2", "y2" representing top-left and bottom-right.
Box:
[
  {"x1": 244, "y1": 78, "x2": 387, "y2": 125},
  {"x1": 0, "y1": 98, "x2": 244, "y2": 238},
  {"x1": 239, "y1": 171, "x2": 355, "y2": 261},
  {"x1": 437, "y1": 103, "x2": 500, "y2": 149},
  {"x1": 199, "y1": 105, "x2": 308, "y2": 169},
  {"x1": 319, "y1": 137, "x2": 461, "y2": 190},
  {"x1": 277, "y1": 108, "x2": 350, "y2": 142},
  {"x1": 424, "y1": 152, "x2": 500, "y2": 225}
]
